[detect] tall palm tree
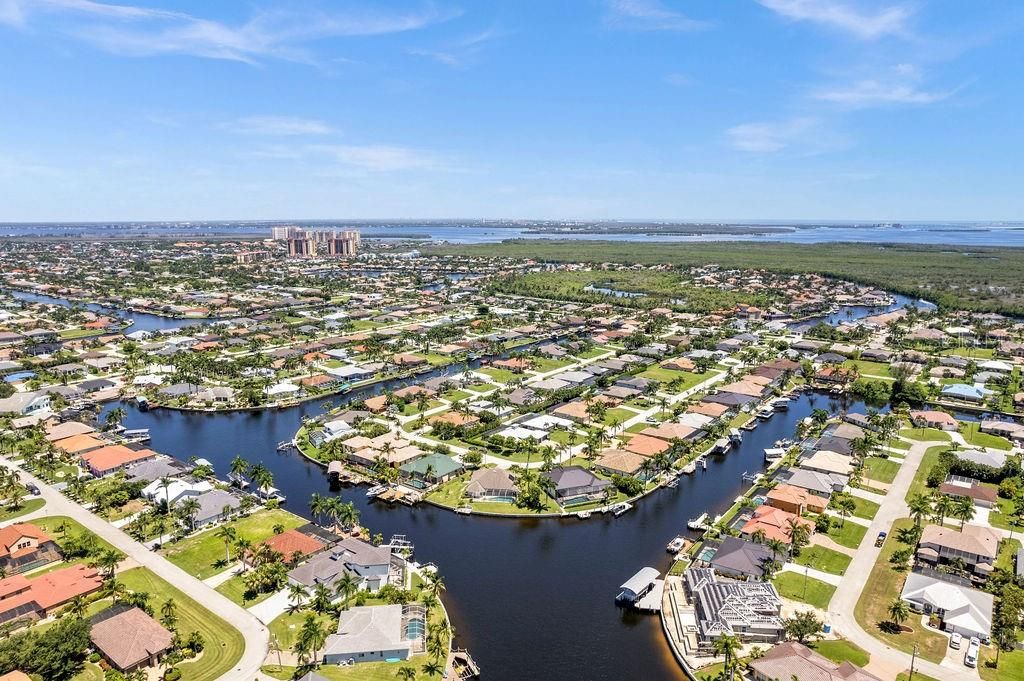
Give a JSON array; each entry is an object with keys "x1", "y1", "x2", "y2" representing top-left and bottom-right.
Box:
[
  {"x1": 160, "y1": 598, "x2": 177, "y2": 630},
  {"x1": 335, "y1": 573, "x2": 359, "y2": 610},
  {"x1": 287, "y1": 582, "x2": 308, "y2": 613},
  {"x1": 230, "y1": 455, "x2": 249, "y2": 482},
  {"x1": 888, "y1": 598, "x2": 910, "y2": 629},
  {"x1": 295, "y1": 613, "x2": 327, "y2": 665},
  {"x1": 952, "y1": 496, "x2": 976, "y2": 529},
  {"x1": 713, "y1": 634, "x2": 741, "y2": 681},
  {"x1": 907, "y1": 493, "x2": 932, "y2": 528},
  {"x1": 216, "y1": 525, "x2": 237, "y2": 564},
  {"x1": 397, "y1": 666, "x2": 417, "y2": 681},
  {"x1": 234, "y1": 537, "x2": 252, "y2": 571},
  {"x1": 178, "y1": 496, "x2": 201, "y2": 531}
]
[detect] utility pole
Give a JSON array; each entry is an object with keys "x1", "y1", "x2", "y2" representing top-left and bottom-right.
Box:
[{"x1": 908, "y1": 644, "x2": 919, "y2": 680}]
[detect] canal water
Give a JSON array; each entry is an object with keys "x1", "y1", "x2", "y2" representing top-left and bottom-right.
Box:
[
  {"x1": 100, "y1": 389, "x2": 870, "y2": 681},
  {"x1": 7, "y1": 290, "x2": 214, "y2": 333}
]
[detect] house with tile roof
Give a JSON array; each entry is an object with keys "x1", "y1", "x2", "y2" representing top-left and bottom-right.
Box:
[
  {"x1": 0, "y1": 523, "x2": 61, "y2": 575},
  {"x1": 90, "y1": 605, "x2": 174, "y2": 672}
]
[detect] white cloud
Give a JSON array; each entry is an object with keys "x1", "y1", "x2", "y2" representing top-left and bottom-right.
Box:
[
  {"x1": 408, "y1": 27, "x2": 501, "y2": 67},
  {"x1": 726, "y1": 117, "x2": 821, "y2": 152},
  {"x1": 755, "y1": 0, "x2": 911, "y2": 39},
  {"x1": 813, "y1": 79, "x2": 954, "y2": 106},
  {"x1": 2, "y1": 0, "x2": 456, "y2": 64},
  {"x1": 228, "y1": 116, "x2": 335, "y2": 136},
  {"x1": 664, "y1": 72, "x2": 692, "y2": 86},
  {"x1": 604, "y1": 0, "x2": 708, "y2": 32},
  {"x1": 308, "y1": 144, "x2": 446, "y2": 172}
]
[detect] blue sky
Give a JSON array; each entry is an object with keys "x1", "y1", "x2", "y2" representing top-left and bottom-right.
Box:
[{"x1": 1, "y1": 0, "x2": 1022, "y2": 222}]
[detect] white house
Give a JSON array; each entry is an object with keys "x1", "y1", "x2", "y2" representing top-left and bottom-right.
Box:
[{"x1": 901, "y1": 572, "x2": 993, "y2": 641}]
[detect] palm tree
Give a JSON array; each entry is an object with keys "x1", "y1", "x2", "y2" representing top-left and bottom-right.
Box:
[
  {"x1": 295, "y1": 613, "x2": 327, "y2": 665},
  {"x1": 249, "y1": 462, "x2": 274, "y2": 496},
  {"x1": 425, "y1": 572, "x2": 446, "y2": 599},
  {"x1": 421, "y1": 660, "x2": 444, "y2": 679},
  {"x1": 907, "y1": 493, "x2": 932, "y2": 528},
  {"x1": 952, "y1": 496, "x2": 976, "y2": 529},
  {"x1": 234, "y1": 537, "x2": 252, "y2": 571},
  {"x1": 178, "y1": 496, "x2": 201, "y2": 531},
  {"x1": 831, "y1": 493, "x2": 857, "y2": 528},
  {"x1": 287, "y1": 582, "x2": 308, "y2": 613},
  {"x1": 335, "y1": 573, "x2": 359, "y2": 610},
  {"x1": 766, "y1": 538, "x2": 787, "y2": 563},
  {"x1": 713, "y1": 634, "x2": 741, "y2": 680},
  {"x1": 888, "y1": 598, "x2": 910, "y2": 629},
  {"x1": 397, "y1": 666, "x2": 417, "y2": 681},
  {"x1": 160, "y1": 597, "x2": 177, "y2": 630},
  {"x1": 230, "y1": 455, "x2": 249, "y2": 482},
  {"x1": 157, "y1": 476, "x2": 173, "y2": 512},
  {"x1": 67, "y1": 595, "x2": 88, "y2": 619},
  {"x1": 216, "y1": 525, "x2": 237, "y2": 564},
  {"x1": 932, "y1": 492, "x2": 953, "y2": 525},
  {"x1": 310, "y1": 583, "x2": 332, "y2": 614}
]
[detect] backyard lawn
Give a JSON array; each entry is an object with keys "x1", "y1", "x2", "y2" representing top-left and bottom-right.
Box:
[
  {"x1": 793, "y1": 545, "x2": 852, "y2": 575},
  {"x1": 854, "y1": 518, "x2": 947, "y2": 663},
  {"x1": 906, "y1": 446, "x2": 951, "y2": 501},
  {"x1": 0, "y1": 497, "x2": 44, "y2": 522},
  {"x1": 826, "y1": 520, "x2": 868, "y2": 549},
  {"x1": 811, "y1": 639, "x2": 869, "y2": 667},
  {"x1": 961, "y1": 421, "x2": 1012, "y2": 450},
  {"x1": 773, "y1": 571, "x2": 836, "y2": 609},
  {"x1": 119, "y1": 567, "x2": 244, "y2": 681},
  {"x1": 215, "y1": 573, "x2": 278, "y2": 607},
  {"x1": 263, "y1": 657, "x2": 430, "y2": 681},
  {"x1": 863, "y1": 456, "x2": 900, "y2": 484},
  {"x1": 477, "y1": 366, "x2": 518, "y2": 383},
  {"x1": 160, "y1": 509, "x2": 305, "y2": 579},
  {"x1": 30, "y1": 515, "x2": 116, "y2": 553},
  {"x1": 899, "y1": 427, "x2": 951, "y2": 442},
  {"x1": 850, "y1": 496, "x2": 881, "y2": 520},
  {"x1": 980, "y1": 648, "x2": 1024, "y2": 681},
  {"x1": 637, "y1": 366, "x2": 704, "y2": 392},
  {"x1": 844, "y1": 359, "x2": 892, "y2": 378},
  {"x1": 268, "y1": 609, "x2": 336, "y2": 650}
]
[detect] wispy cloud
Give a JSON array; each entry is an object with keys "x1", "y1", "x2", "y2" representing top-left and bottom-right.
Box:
[
  {"x1": 664, "y1": 72, "x2": 692, "y2": 86},
  {"x1": 812, "y1": 64, "x2": 960, "y2": 107},
  {"x1": 408, "y1": 27, "x2": 500, "y2": 67},
  {"x1": 726, "y1": 117, "x2": 849, "y2": 154},
  {"x1": 308, "y1": 144, "x2": 449, "y2": 172},
  {"x1": 755, "y1": 0, "x2": 912, "y2": 39},
  {"x1": 227, "y1": 116, "x2": 335, "y2": 136},
  {"x1": 2, "y1": 0, "x2": 457, "y2": 64},
  {"x1": 604, "y1": 0, "x2": 709, "y2": 32}
]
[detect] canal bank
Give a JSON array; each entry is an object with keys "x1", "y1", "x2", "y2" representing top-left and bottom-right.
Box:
[{"x1": 99, "y1": 388, "x2": 872, "y2": 681}]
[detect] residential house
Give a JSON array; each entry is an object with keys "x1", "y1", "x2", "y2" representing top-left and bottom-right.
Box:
[
  {"x1": 917, "y1": 524, "x2": 1000, "y2": 583},
  {"x1": 684, "y1": 568, "x2": 784, "y2": 646},
  {"x1": 749, "y1": 642, "x2": 882, "y2": 681},
  {"x1": 90, "y1": 605, "x2": 174, "y2": 672},
  {"x1": 0, "y1": 524, "x2": 62, "y2": 575},
  {"x1": 321, "y1": 605, "x2": 417, "y2": 664},
  {"x1": 901, "y1": 572, "x2": 993, "y2": 640}
]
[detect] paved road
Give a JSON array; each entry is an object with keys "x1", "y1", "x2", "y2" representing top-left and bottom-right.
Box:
[
  {"x1": 0, "y1": 457, "x2": 271, "y2": 681},
  {"x1": 826, "y1": 439, "x2": 980, "y2": 681}
]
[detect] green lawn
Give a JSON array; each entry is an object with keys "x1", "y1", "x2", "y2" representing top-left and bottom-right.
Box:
[
  {"x1": 71, "y1": 662, "x2": 105, "y2": 681},
  {"x1": 529, "y1": 357, "x2": 573, "y2": 373},
  {"x1": 442, "y1": 389, "x2": 472, "y2": 402},
  {"x1": 980, "y1": 648, "x2": 1024, "y2": 681},
  {"x1": 637, "y1": 366, "x2": 704, "y2": 392},
  {"x1": 160, "y1": 509, "x2": 305, "y2": 579},
  {"x1": 773, "y1": 571, "x2": 836, "y2": 609},
  {"x1": 268, "y1": 609, "x2": 337, "y2": 650},
  {"x1": 845, "y1": 359, "x2": 892, "y2": 378},
  {"x1": 942, "y1": 346, "x2": 996, "y2": 359},
  {"x1": 850, "y1": 496, "x2": 881, "y2": 520},
  {"x1": 602, "y1": 406, "x2": 637, "y2": 427},
  {"x1": 29, "y1": 515, "x2": 116, "y2": 554},
  {"x1": 996, "y1": 538, "x2": 1022, "y2": 572},
  {"x1": 0, "y1": 497, "x2": 44, "y2": 522},
  {"x1": 477, "y1": 366, "x2": 518, "y2": 383},
  {"x1": 863, "y1": 456, "x2": 900, "y2": 484},
  {"x1": 811, "y1": 639, "x2": 870, "y2": 667},
  {"x1": 575, "y1": 346, "x2": 611, "y2": 360},
  {"x1": 793, "y1": 545, "x2": 852, "y2": 575},
  {"x1": 854, "y1": 518, "x2": 948, "y2": 663},
  {"x1": 826, "y1": 520, "x2": 868, "y2": 549},
  {"x1": 906, "y1": 446, "x2": 951, "y2": 501},
  {"x1": 118, "y1": 567, "x2": 244, "y2": 681},
  {"x1": 465, "y1": 382, "x2": 493, "y2": 393},
  {"x1": 961, "y1": 421, "x2": 1012, "y2": 450},
  {"x1": 897, "y1": 673, "x2": 941, "y2": 681},
  {"x1": 262, "y1": 657, "x2": 430, "y2": 681},
  {"x1": 989, "y1": 495, "x2": 1023, "y2": 532},
  {"x1": 214, "y1": 573, "x2": 279, "y2": 607},
  {"x1": 400, "y1": 399, "x2": 443, "y2": 416},
  {"x1": 900, "y1": 427, "x2": 952, "y2": 442}
]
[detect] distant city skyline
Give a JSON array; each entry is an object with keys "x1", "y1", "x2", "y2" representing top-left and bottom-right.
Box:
[{"x1": 1, "y1": 0, "x2": 1022, "y2": 221}]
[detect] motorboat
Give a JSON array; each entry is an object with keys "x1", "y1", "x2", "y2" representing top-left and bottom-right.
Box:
[
  {"x1": 366, "y1": 484, "x2": 388, "y2": 497},
  {"x1": 454, "y1": 506, "x2": 472, "y2": 515},
  {"x1": 687, "y1": 512, "x2": 710, "y2": 531},
  {"x1": 666, "y1": 535, "x2": 687, "y2": 553},
  {"x1": 611, "y1": 502, "x2": 633, "y2": 517},
  {"x1": 576, "y1": 510, "x2": 591, "y2": 519}
]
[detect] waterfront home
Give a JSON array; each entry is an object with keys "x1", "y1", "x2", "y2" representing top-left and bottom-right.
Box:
[
  {"x1": 53, "y1": 433, "x2": 107, "y2": 456},
  {"x1": 80, "y1": 445, "x2": 158, "y2": 477},
  {"x1": 740, "y1": 505, "x2": 814, "y2": 546},
  {"x1": 464, "y1": 468, "x2": 518, "y2": 500},
  {"x1": 90, "y1": 605, "x2": 174, "y2": 672},
  {"x1": 909, "y1": 410, "x2": 959, "y2": 431},
  {"x1": 44, "y1": 420, "x2": 95, "y2": 442},
  {"x1": 190, "y1": 489, "x2": 243, "y2": 528},
  {"x1": 594, "y1": 449, "x2": 647, "y2": 477},
  {"x1": 142, "y1": 478, "x2": 213, "y2": 506},
  {"x1": 0, "y1": 391, "x2": 50, "y2": 416},
  {"x1": 321, "y1": 604, "x2": 418, "y2": 664},
  {"x1": 639, "y1": 422, "x2": 702, "y2": 443},
  {"x1": 546, "y1": 466, "x2": 613, "y2": 505},
  {"x1": 748, "y1": 642, "x2": 881, "y2": 681},
  {"x1": 683, "y1": 567, "x2": 784, "y2": 646},
  {"x1": 0, "y1": 524, "x2": 62, "y2": 575},
  {"x1": 765, "y1": 484, "x2": 828, "y2": 516},
  {"x1": 916, "y1": 524, "x2": 1000, "y2": 583},
  {"x1": 941, "y1": 383, "x2": 993, "y2": 403},
  {"x1": 900, "y1": 572, "x2": 993, "y2": 640},
  {"x1": 979, "y1": 420, "x2": 1024, "y2": 444},
  {"x1": 776, "y1": 468, "x2": 847, "y2": 497},
  {"x1": 289, "y1": 537, "x2": 396, "y2": 593},
  {"x1": 624, "y1": 434, "x2": 672, "y2": 458},
  {"x1": 0, "y1": 564, "x2": 103, "y2": 626},
  {"x1": 799, "y1": 450, "x2": 854, "y2": 477},
  {"x1": 259, "y1": 529, "x2": 327, "y2": 562},
  {"x1": 123, "y1": 457, "x2": 192, "y2": 484},
  {"x1": 399, "y1": 453, "x2": 463, "y2": 485},
  {"x1": 703, "y1": 536, "x2": 778, "y2": 581}
]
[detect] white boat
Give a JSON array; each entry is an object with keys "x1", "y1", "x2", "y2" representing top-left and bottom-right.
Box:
[
  {"x1": 771, "y1": 398, "x2": 790, "y2": 411},
  {"x1": 687, "y1": 512, "x2": 709, "y2": 531},
  {"x1": 700, "y1": 457, "x2": 707, "y2": 470},
  {"x1": 666, "y1": 535, "x2": 687, "y2": 553},
  {"x1": 454, "y1": 506, "x2": 472, "y2": 515},
  {"x1": 755, "y1": 406, "x2": 775, "y2": 419},
  {"x1": 711, "y1": 438, "x2": 731, "y2": 454},
  {"x1": 276, "y1": 440, "x2": 294, "y2": 451},
  {"x1": 729, "y1": 428, "x2": 743, "y2": 443},
  {"x1": 681, "y1": 462, "x2": 697, "y2": 474},
  {"x1": 611, "y1": 502, "x2": 633, "y2": 517},
  {"x1": 764, "y1": 447, "x2": 786, "y2": 462},
  {"x1": 366, "y1": 484, "x2": 388, "y2": 498},
  {"x1": 666, "y1": 477, "x2": 678, "y2": 488},
  {"x1": 576, "y1": 510, "x2": 591, "y2": 519}
]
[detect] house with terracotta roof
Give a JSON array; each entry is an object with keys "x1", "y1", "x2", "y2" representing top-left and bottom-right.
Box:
[
  {"x1": 639, "y1": 422, "x2": 701, "y2": 443},
  {"x1": 917, "y1": 523, "x2": 1000, "y2": 583},
  {"x1": 594, "y1": 449, "x2": 647, "y2": 477},
  {"x1": 80, "y1": 445, "x2": 158, "y2": 477},
  {"x1": 740, "y1": 505, "x2": 814, "y2": 545},
  {"x1": 909, "y1": 410, "x2": 959, "y2": 431},
  {"x1": 53, "y1": 433, "x2": 107, "y2": 456},
  {"x1": 0, "y1": 523, "x2": 62, "y2": 575},
  {"x1": 90, "y1": 605, "x2": 174, "y2": 672},
  {"x1": 623, "y1": 433, "x2": 671, "y2": 458},
  {"x1": 0, "y1": 564, "x2": 103, "y2": 625},
  {"x1": 749, "y1": 641, "x2": 881, "y2": 681},
  {"x1": 765, "y1": 484, "x2": 828, "y2": 515}
]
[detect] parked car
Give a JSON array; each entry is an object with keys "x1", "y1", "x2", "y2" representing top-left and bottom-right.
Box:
[
  {"x1": 965, "y1": 637, "x2": 980, "y2": 667},
  {"x1": 875, "y1": 531, "x2": 887, "y2": 547},
  {"x1": 950, "y1": 632, "x2": 962, "y2": 649}
]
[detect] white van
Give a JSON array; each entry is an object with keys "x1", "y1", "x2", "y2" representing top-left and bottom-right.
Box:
[{"x1": 965, "y1": 637, "x2": 980, "y2": 667}]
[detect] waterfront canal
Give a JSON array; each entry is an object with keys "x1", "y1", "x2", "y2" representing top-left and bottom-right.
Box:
[{"x1": 101, "y1": 389, "x2": 871, "y2": 681}]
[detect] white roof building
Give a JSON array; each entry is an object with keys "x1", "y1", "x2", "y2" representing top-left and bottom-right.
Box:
[{"x1": 901, "y1": 572, "x2": 993, "y2": 640}]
